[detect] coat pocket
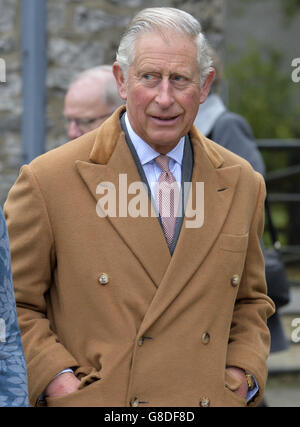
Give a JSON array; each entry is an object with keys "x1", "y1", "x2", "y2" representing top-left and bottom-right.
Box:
[
  {"x1": 219, "y1": 233, "x2": 249, "y2": 253},
  {"x1": 75, "y1": 366, "x2": 102, "y2": 390},
  {"x1": 45, "y1": 366, "x2": 102, "y2": 407}
]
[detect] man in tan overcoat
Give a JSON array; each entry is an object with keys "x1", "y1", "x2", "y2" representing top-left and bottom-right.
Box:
[{"x1": 4, "y1": 8, "x2": 274, "y2": 407}]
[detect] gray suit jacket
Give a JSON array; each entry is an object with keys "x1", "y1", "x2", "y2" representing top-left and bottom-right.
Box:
[{"x1": 208, "y1": 111, "x2": 265, "y2": 176}]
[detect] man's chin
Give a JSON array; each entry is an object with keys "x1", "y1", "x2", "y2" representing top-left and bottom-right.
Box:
[{"x1": 144, "y1": 134, "x2": 183, "y2": 154}]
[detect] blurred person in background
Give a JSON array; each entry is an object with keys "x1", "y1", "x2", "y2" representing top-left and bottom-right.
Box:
[
  {"x1": 0, "y1": 207, "x2": 29, "y2": 407},
  {"x1": 63, "y1": 65, "x2": 123, "y2": 140}
]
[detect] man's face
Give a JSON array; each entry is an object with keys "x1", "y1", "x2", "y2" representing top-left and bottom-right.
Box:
[
  {"x1": 63, "y1": 78, "x2": 115, "y2": 140},
  {"x1": 114, "y1": 31, "x2": 214, "y2": 154}
]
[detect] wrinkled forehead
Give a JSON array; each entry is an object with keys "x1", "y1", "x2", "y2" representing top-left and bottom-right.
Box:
[
  {"x1": 131, "y1": 30, "x2": 200, "y2": 74},
  {"x1": 135, "y1": 26, "x2": 197, "y2": 51},
  {"x1": 135, "y1": 29, "x2": 198, "y2": 58}
]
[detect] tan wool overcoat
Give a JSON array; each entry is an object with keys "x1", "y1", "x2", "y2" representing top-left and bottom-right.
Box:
[{"x1": 4, "y1": 107, "x2": 275, "y2": 407}]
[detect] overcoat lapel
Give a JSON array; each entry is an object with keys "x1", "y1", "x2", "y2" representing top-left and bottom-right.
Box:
[
  {"x1": 76, "y1": 109, "x2": 171, "y2": 288},
  {"x1": 138, "y1": 129, "x2": 241, "y2": 335}
]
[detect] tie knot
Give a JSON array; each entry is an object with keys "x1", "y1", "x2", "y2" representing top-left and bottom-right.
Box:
[{"x1": 155, "y1": 155, "x2": 171, "y2": 173}]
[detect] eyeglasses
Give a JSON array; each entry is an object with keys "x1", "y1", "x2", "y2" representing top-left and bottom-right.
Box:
[{"x1": 64, "y1": 111, "x2": 115, "y2": 132}]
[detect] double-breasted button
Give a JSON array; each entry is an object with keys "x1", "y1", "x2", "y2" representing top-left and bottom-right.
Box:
[
  {"x1": 202, "y1": 332, "x2": 210, "y2": 345},
  {"x1": 199, "y1": 397, "x2": 210, "y2": 407},
  {"x1": 98, "y1": 273, "x2": 109, "y2": 285},
  {"x1": 130, "y1": 397, "x2": 139, "y2": 407},
  {"x1": 231, "y1": 274, "x2": 240, "y2": 287}
]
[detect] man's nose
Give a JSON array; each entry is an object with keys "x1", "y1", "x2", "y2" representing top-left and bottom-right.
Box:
[
  {"x1": 155, "y1": 80, "x2": 174, "y2": 108},
  {"x1": 67, "y1": 120, "x2": 84, "y2": 141}
]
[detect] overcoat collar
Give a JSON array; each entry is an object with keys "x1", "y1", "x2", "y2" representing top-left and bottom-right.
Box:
[{"x1": 76, "y1": 106, "x2": 241, "y2": 331}]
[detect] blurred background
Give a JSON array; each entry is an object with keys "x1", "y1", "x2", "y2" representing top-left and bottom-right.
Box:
[{"x1": 0, "y1": 0, "x2": 299, "y2": 407}]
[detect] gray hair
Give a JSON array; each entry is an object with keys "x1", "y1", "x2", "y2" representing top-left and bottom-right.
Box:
[
  {"x1": 116, "y1": 7, "x2": 213, "y2": 86},
  {"x1": 72, "y1": 65, "x2": 123, "y2": 109}
]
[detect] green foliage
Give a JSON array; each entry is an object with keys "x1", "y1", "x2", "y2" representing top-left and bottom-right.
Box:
[
  {"x1": 225, "y1": 43, "x2": 300, "y2": 247},
  {"x1": 236, "y1": 0, "x2": 300, "y2": 20},
  {"x1": 280, "y1": 0, "x2": 300, "y2": 18},
  {"x1": 225, "y1": 44, "x2": 299, "y2": 140},
  {"x1": 225, "y1": 2, "x2": 300, "y2": 251},
  {"x1": 264, "y1": 204, "x2": 289, "y2": 246}
]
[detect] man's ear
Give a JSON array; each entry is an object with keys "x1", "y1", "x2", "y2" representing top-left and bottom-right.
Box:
[
  {"x1": 113, "y1": 62, "x2": 128, "y2": 101},
  {"x1": 199, "y1": 68, "x2": 216, "y2": 104}
]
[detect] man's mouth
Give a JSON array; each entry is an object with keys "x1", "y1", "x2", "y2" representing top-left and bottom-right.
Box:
[{"x1": 151, "y1": 115, "x2": 180, "y2": 122}]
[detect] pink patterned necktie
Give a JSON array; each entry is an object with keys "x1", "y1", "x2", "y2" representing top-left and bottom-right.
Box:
[{"x1": 155, "y1": 155, "x2": 179, "y2": 247}]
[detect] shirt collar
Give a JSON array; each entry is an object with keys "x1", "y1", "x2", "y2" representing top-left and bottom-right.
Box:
[{"x1": 124, "y1": 112, "x2": 185, "y2": 167}]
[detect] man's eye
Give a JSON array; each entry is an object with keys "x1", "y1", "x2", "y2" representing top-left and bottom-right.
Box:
[
  {"x1": 172, "y1": 75, "x2": 190, "y2": 88},
  {"x1": 141, "y1": 73, "x2": 159, "y2": 86},
  {"x1": 142, "y1": 74, "x2": 157, "y2": 82},
  {"x1": 173, "y1": 75, "x2": 188, "y2": 83}
]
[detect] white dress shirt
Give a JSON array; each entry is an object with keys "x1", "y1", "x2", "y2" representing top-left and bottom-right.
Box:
[{"x1": 124, "y1": 113, "x2": 185, "y2": 205}]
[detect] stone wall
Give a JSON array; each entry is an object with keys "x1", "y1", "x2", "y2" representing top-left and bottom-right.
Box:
[{"x1": 0, "y1": 0, "x2": 224, "y2": 205}]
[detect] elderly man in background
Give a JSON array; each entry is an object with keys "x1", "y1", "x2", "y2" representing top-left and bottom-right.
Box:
[
  {"x1": 63, "y1": 65, "x2": 123, "y2": 140},
  {"x1": 5, "y1": 7, "x2": 274, "y2": 407}
]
